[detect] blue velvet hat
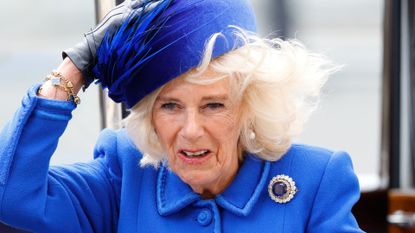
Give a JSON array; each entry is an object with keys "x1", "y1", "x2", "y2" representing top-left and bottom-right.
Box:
[{"x1": 93, "y1": 0, "x2": 257, "y2": 108}]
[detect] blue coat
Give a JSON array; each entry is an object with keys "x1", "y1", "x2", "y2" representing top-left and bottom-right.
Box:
[{"x1": 0, "y1": 85, "x2": 364, "y2": 233}]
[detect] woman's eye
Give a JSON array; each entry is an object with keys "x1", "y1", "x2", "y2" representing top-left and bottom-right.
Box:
[
  {"x1": 204, "y1": 103, "x2": 224, "y2": 110},
  {"x1": 161, "y1": 102, "x2": 178, "y2": 110}
]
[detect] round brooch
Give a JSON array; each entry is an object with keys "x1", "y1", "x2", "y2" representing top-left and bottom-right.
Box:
[{"x1": 268, "y1": 174, "x2": 298, "y2": 204}]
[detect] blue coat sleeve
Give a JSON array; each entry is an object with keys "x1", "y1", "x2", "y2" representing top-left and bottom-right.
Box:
[
  {"x1": 306, "y1": 151, "x2": 364, "y2": 233},
  {"x1": 0, "y1": 85, "x2": 119, "y2": 233}
]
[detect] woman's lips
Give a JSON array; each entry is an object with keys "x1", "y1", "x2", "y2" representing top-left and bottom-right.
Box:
[{"x1": 177, "y1": 149, "x2": 212, "y2": 164}]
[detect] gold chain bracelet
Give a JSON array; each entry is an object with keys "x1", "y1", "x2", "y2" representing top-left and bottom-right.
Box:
[{"x1": 38, "y1": 70, "x2": 81, "y2": 105}]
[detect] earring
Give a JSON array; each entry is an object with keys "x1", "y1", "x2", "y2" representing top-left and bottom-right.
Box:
[{"x1": 249, "y1": 130, "x2": 256, "y2": 140}]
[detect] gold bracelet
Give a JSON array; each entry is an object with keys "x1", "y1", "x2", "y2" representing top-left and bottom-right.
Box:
[{"x1": 39, "y1": 70, "x2": 81, "y2": 105}]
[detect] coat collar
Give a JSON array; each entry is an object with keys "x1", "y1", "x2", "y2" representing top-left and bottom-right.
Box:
[{"x1": 156, "y1": 154, "x2": 270, "y2": 217}]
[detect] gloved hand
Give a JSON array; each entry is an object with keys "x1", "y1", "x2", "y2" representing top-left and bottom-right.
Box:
[{"x1": 63, "y1": 0, "x2": 160, "y2": 89}]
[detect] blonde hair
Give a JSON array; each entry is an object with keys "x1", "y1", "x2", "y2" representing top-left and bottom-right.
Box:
[{"x1": 125, "y1": 28, "x2": 337, "y2": 167}]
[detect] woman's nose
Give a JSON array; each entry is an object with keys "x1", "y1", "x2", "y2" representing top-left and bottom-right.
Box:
[{"x1": 180, "y1": 110, "x2": 204, "y2": 141}]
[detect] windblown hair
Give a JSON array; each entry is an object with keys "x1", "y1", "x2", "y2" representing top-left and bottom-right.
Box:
[{"x1": 125, "y1": 29, "x2": 338, "y2": 167}]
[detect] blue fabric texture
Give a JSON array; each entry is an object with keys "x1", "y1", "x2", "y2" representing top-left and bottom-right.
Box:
[
  {"x1": 93, "y1": 0, "x2": 257, "y2": 108},
  {"x1": 0, "y1": 86, "x2": 364, "y2": 232}
]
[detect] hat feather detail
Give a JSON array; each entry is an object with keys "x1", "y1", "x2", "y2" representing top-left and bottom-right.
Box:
[{"x1": 92, "y1": 0, "x2": 174, "y2": 103}]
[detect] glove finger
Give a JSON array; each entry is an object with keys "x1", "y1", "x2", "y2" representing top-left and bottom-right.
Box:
[
  {"x1": 87, "y1": 1, "x2": 129, "y2": 34},
  {"x1": 130, "y1": 0, "x2": 143, "y2": 9}
]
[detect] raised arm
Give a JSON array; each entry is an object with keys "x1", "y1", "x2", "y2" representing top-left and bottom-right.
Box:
[
  {"x1": 0, "y1": 1, "x2": 152, "y2": 231},
  {"x1": 0, "y1": 56, "x2": 122, "y2": 232}
]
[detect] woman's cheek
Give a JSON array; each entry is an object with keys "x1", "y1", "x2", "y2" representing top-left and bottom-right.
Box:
[{"x1": 216, "y1": 111, "x2": 240, "y2": 132}]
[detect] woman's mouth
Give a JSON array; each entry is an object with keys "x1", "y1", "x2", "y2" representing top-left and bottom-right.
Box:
[
  {"x1": 178, "y1": 149, "x2": 212, "y2": 164},
  {"x1": 181, "y1": 149, "x2": 209, "y2": 157}
]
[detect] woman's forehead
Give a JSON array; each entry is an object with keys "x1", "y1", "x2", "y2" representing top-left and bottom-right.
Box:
[{"x1": 157, "y1": 77, "x2": 231, "y2": 100}]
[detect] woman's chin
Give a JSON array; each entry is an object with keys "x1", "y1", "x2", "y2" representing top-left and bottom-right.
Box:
[{"x1": 177, "y1": 170, "x2": 217, "y2": 192}]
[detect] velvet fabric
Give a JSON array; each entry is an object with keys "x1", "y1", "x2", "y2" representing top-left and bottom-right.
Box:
[{"x1": 93, "y1": 0, "x2": 257, "y2": 108}]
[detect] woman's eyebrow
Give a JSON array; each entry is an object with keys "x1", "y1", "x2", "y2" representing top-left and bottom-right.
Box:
[
  {"x1": 156, "y1": 95, "x2": 229, "y2": 102},
  {"x1": 201, "y1": 94, "x2": 229, "y2": 101},
  {"x1": 156, "y1": 96, "x2": 180, "y2": 102}
]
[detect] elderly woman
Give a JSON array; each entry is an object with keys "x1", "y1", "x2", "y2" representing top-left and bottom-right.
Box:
[{"x1": 0, "y1": 0, "x2": 363, "y2": 232}]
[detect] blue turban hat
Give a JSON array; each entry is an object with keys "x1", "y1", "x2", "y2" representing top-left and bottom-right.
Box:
[{"x1": 93, "y1": 0, "x2": 257, "y2": 108}]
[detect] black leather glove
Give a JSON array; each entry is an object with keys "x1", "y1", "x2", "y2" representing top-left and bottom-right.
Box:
[{"x1": 63, "y1": 0, "x2": 160, "y2": 89}]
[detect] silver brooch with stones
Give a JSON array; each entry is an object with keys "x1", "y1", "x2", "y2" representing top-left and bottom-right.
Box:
[{"x1": 268, "y1": 174, "x2": 298, "y2": 204}]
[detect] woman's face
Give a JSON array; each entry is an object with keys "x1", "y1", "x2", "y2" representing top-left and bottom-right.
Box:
[{"x1": 152, "y1": 69, "x2": 242, "y2": 196}]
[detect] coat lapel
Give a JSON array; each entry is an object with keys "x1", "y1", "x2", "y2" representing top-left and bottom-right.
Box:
[
  {"x1": 156, "y1": 154, "x2": 270, "y2": 218},
  {"x1": 215, "y1": 155, "x2": 270, "y2": 216}
]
